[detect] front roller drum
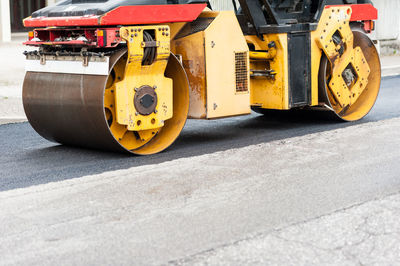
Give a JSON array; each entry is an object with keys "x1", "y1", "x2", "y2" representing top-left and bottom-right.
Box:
[{"x1": 23, "y1": 52, "x2": 189, "y2": 155}]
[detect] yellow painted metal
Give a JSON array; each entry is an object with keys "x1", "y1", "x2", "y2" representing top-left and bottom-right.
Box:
[
  {"x1": 173, "y1": 31, "x2": 207, "y2": 119},
  {"x1": 131, "y1": 54, "x2": 190, "y2": 155},
  {"x1": 246, "y1": 34, "x2": 289, "y2": 110},
  {"x1": 167, "y1": 22, "x2": 186, "y2": 40},
  {"x1": 104, "y1": 53, "x2": 159, "y2": 151},
  {"x1": 314, "y1": 6, "x2": 380, "y2": 121},
  {"x1": 104, "y1": 52, "x2": 189, "y2": 154},
  {"x1": 204, "y1": 11, "x2": 251, "y2": 118},
  {"x1": 249, "y1": 50, "x2": 276, "y2": 60},
  {"x1": 116, "y1": 25, "x2": 173, "y2": 131},
  {"x1": 316, "y1": 7, "x2": 353, "y2": 65},
  {"x1": 172, "y1": 11, "x2": 251, "y2": 119},
  {"x1": 310, "y1": 30, "x2": 323, "y2": 106},
  {"x1": 327, "y1": 47, "x2": 370, "y2": 108}
]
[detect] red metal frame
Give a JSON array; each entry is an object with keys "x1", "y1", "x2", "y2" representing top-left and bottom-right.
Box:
[
  {"x1": 24, "y1": 16, "x2": 99, "y2": 28},
  {"x1": 23, "y1": 4, "x2": 207, "y2": 28},
  {"x1": 24, "y1": 27, "x2": 122, "y2": 47},
  {"x1": 326, "y1": 4, "x2": 378, "y2": 22}
]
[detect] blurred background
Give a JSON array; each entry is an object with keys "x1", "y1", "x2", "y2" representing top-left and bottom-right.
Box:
[{"x1": 0, "y1": 0, "x2": 399, "y2": 53}]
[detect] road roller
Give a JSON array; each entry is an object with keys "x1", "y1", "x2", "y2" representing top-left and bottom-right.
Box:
[{"x1": 22, "y1": 0, "x2": 381, "y2": 155}]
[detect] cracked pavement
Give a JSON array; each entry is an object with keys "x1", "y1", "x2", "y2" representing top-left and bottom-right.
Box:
[{"x1": 173, "y1": 193, "x2": 400, "y2": 265}]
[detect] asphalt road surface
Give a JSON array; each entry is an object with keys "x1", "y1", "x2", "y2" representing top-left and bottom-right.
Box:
[
  {"x1": 1, "y1": 76, "x2": 399, "y2": 192},
  {"x1": 1, "y1": 76, "x2": 400, "y2": 265}
]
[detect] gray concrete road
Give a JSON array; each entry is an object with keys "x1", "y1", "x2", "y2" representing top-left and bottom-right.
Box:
[{"x1": 0, "y1": 117, "x2": 400, "y2": 265}]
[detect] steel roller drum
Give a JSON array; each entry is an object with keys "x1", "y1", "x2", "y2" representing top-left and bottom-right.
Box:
[{"x1": 23, "y1": 50, "x2": 189, "y2": 154}]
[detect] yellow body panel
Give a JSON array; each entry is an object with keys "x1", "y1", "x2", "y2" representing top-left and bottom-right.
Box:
[
  {"x1": 246, "y1": 34, "x2": 289, "y2": 110},
  {"x1": 204, "y1": 11, "x2": 250, "y2": 118},
  {"x1": 172, "y1": 11, "x2": 251, "y2": 119},
  {"x1": 116, "y1": 26, "x2": 173, "y2": 131},
  {"x1": 173, "y1": 32, "x2": 207, "y2": 118}
]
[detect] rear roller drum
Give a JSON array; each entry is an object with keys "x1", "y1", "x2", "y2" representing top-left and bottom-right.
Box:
[
  {"x1": 23, "y1": 51, "x2": 189, "y2": 154},
  {"x1": 319, "y1": 29, "x2": 381, "y2": 121}
]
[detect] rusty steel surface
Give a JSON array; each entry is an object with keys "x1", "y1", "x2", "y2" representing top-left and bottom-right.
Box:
[{"x1": 134, "y1": 85, "x2": 158, "y2": 116}]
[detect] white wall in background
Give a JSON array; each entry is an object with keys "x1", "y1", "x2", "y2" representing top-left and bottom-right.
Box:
[
  {"x1": 209, "y1": 0, "x2": 237, "y2": 11},
  {"x1": 372, "y1": 0, "x2": 400, "y2": 41},
  {"x1": 46, "y1": 0, "x2": 58, "y2": 5},
  {"x1": 0, "y1": 0, "x2": 11, "y2": 42}
]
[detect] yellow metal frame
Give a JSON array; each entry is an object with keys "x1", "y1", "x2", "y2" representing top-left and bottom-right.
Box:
[
  {"x1": 327, "y1": 47, "x2": 370, "y2": 107},
  {"x1": 246, "y1": 34, "x2": 289, "y2": 110},
  {"x1": 314, "y1": 6, "x2": 371, "y2": 110},
  {"x1": 116, "y1": 25, "x2": 173, "y2": 131}
]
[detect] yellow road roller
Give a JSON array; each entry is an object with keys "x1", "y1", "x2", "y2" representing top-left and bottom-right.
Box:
[{"x1": 22, "y1": 0, "x2": 381, "y2": 154}]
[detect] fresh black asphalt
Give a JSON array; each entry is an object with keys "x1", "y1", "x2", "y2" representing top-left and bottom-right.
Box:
[{"x1": 1, "y1": 76, "x2": 399, "y2": 191}]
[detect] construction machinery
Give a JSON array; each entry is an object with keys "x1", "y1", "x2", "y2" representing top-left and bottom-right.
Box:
[{"x1": 22, "y1": 0, "x2": 381, "y2": 155}]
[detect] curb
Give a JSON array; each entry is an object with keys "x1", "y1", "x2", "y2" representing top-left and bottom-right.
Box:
[
  {"x1": 0, "y1": 117, "x2": 27, "y2": 126},
  {"x1": 382, "y1": 65, "x2": 400, "y2": 78}
]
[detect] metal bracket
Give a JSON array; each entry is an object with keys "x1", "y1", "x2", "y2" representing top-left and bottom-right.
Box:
[
  {"x1": 141, "y1": 41, "x2": 160, "y2": 48},
  {"x1": 40, "y1": 55, "x2": 46, "y2": 65}
]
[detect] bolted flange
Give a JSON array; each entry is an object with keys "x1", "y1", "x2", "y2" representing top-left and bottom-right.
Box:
[{"x1": 134, "y1": 85, "x2": 158, "y2": 116}]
